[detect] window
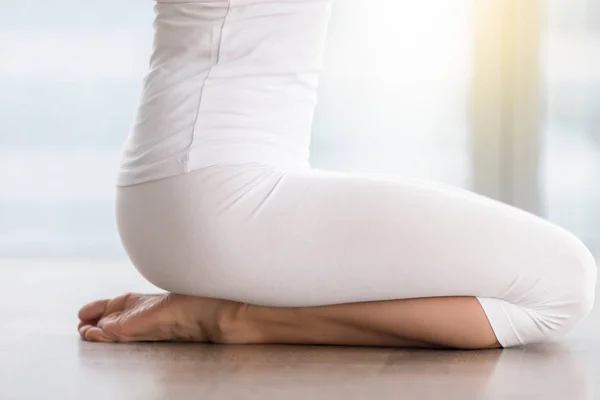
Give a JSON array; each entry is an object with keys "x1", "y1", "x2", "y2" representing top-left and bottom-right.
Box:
[
  {"x1": 312, "y1": 0, "x2": 472, "y2": 189},
  {"x1": 0, "y1": 1, "x2": 153, "y2": 257},
  {"x1": 543, "y1": 0, "x2": 600, "y2": 254}
]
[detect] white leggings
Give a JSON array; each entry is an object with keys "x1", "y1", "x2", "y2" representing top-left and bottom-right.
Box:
[{"x1": 116, "y1": 163, "x2": 597, "y2": 348}]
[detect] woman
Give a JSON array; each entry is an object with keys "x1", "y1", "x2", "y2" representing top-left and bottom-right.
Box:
[{"x1": 77, "y1": 0, "x2": 597, "y2": 349}]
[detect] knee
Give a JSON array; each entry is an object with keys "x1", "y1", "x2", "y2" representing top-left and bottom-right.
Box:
[
  {"x1": 564, "y1": 234, "x2": 596, "y2": 318},
  {"x1": 566, "y1": 270, "x2": 596, "y2": 330},
  {"x1": 542, "y1": 233, "x2": 597, "y2": 340}
]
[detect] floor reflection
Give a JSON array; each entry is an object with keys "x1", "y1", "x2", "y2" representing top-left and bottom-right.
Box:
[{"x1": 76, "y1": 342, "x2": 593, "y2": 400}]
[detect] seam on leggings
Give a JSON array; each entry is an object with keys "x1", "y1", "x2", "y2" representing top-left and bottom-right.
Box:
[
  {"x1": 184, "y1": 0, "x2": 232, "y2": 171},
  {"x1": 493, "y1": 297, "x2": 525, "y2": 346},
  {"x1": 500, "y1": 300, "x2": 523, "y2": 346},
  {"x1": 248, "y1": 172, "x2": 285, "y2": 220},
  {"x1": 216, "y1": 169, "x2": 273, "y2": 216},
  {"x1": 478, "y1": 297, "x2": 521, "y2": 347}
]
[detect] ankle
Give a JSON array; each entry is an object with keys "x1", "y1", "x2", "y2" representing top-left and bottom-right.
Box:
[{"x1": 210, "y1": 302, "x2": 259, "y2": 344}]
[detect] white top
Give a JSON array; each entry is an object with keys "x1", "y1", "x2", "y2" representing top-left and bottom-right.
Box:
[{"x1": 117, "y1": 0, "x2": 333, "y2": 186}]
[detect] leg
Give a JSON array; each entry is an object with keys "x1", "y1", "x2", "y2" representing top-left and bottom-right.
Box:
[
  {"x1": 226, "y1": 296, "x2": 499, "y2": 349},
  {"x1": 79, "y1": 164, "x2": 596, "y2": 348},
  {"x1": 78, "y1": 293, "x2": 497, "y2": 349}
]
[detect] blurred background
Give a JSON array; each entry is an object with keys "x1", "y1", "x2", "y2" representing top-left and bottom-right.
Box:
[{"x1": 0, "y1": 0, "x2": 598, "y2": 259}]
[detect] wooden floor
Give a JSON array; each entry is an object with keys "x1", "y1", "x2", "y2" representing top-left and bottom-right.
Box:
[{"x1": 1, "y1": 259, "x2": 598, "y2": 400}]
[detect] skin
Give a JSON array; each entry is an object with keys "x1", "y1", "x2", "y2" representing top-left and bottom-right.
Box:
[{"x1": 78, "y1": 293, "x2": 500, "y2": 349}]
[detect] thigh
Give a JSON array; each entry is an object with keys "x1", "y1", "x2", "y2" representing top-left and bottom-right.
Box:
[{"x1": 214, "y1": 167, "x2": 588, "y2": 308}]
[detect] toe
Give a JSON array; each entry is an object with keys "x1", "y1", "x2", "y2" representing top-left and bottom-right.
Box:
[
  {"x1": 78, "y1": 299, "x2": 109, "y2": 322},
  {"x1": 78, "y1": 325, "x2": 93, "y2": 339},
  {"x1": 84, "y1": 327, "x2": 111, "y2": 343}
]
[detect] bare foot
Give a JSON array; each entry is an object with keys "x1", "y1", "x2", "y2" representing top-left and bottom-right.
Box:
[{"x1": 77, "y1": 293, "x2": 240, "y2": 343}]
